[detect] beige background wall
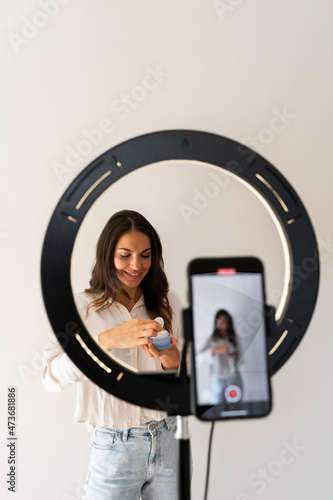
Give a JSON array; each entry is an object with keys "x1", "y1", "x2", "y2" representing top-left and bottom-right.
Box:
[{"x1": 1, "y1": 1, "x2": 332, "y2": 498}]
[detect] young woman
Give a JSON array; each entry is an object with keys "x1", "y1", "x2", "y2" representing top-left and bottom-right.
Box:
[
  {"x1": 42, "y1": 210, "x2": 182, "y2": 500},
  {"x1": 200, "y1": 309, "x2": 242, "y2": 404}
]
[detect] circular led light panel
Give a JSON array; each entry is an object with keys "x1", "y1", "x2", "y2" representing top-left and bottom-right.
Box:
[{"x1": 41, "y1": 130, "x2": 319, "y2": 414}]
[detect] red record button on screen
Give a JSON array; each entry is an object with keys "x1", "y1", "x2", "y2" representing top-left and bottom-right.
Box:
[{"x1": 225, "y1": 385, "x2": 242, "y2": 403}]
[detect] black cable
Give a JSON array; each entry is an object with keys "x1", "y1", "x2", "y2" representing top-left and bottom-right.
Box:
[
  {"x1": 180, "y1": 339, "x2": 189, "y2": 378},
  {"x1": 203, "y1": 421, "x2": 215, "y2": 500}
]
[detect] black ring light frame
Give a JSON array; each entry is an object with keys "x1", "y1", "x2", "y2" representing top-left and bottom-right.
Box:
[{"x1": 41, "y1": 130, "x2": 319, "y2": 416}]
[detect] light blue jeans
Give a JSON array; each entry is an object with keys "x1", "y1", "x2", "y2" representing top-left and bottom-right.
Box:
[{"x1": 82, "y1": 417, "x2": 179, "y2": 500}]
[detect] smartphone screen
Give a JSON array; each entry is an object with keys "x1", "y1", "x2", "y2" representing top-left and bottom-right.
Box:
[{"x1": 189, "y1": 257, "x2": 272, "y2": 420}]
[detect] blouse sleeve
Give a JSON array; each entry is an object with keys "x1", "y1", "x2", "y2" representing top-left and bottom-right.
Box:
[
  {"x1": 41, "y1": 340, "x2": 88, "y2": 392},
  {"x1": 41, "y1": 292, "x2": 91, "y2": 392}
]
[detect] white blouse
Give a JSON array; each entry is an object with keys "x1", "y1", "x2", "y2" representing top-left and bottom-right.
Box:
[{"x1": 42, "y1": 289, "x2": 183, "y2": 429}]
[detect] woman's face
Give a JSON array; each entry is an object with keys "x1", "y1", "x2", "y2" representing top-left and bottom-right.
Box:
[
  {"x1": 216, "y1": 315, "x2": 229, "y2": 335},
  {"x1": 114, "y1": 231, "x2": 152, "y2": 290}
]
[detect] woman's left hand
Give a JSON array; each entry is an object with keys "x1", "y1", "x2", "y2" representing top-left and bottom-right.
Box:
[
  {"x1": 141, "y1": 335, "x2": 178, "y2": 358},
  {"x1": 141, "y1": 336, "x2": 180, "y2": 370}
]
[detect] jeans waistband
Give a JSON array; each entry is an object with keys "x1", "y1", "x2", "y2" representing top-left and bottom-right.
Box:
[{"x1": 94, "y1": 416, "x2": 177, "y2": 441}]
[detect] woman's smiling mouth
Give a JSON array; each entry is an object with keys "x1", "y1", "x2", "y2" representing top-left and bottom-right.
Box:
[{"x1": 123, "y1": 271, "x2": 144, "y2": 279}]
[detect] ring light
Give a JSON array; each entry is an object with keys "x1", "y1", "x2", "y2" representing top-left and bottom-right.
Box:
[{"x1": 41, "y1": 130, "x2": 320, "y2": 414}]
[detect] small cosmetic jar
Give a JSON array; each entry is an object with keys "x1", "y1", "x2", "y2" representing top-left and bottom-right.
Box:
[{"x1": 150, "y1": 317, "x2": 171, "y2": 350}]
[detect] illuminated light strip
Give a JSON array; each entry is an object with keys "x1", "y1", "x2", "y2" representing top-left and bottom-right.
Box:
[
  {"x1": 75, "y1": 171, "x2": 112, "y2": 211},
  {"x1": 106, "y1": 352, "x2": 139, "y2": 373},
  {"x1": 287, "y1": 218, "x2": 295, "y2": 225},
  {"x1": 116, "y1": 372, "x2": 124, "y2": 381},
  {"x1": 255, "y1": 174, "x2": 289, "y2": 213},
  {"x1": 67, "y1": 216, "x2": 78, "y2": 223},
  {"x1": 75, "y1": 333, "x2": 112, "y2": 373},
  {"x1": 268, "y1": 330, "x2": 288, "y2": 355}
]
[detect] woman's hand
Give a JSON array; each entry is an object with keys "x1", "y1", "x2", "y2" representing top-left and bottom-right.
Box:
[
  {"x1": 211, "y1": 344, "x2": 229, "y2": 355},
  {"x1": 141, "y1": 335, "x2": 178, "y2": 358},
  {"x1": 98, "y1": 318, "x2": 161, "y2": 351},
  {"x1": 141, "y1": 336, "x2": 180, "y2": 371}
]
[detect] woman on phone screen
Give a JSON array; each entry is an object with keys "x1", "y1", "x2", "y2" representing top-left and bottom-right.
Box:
[
  {"x1": 42, "y1": 210, "x2": 182, "y2": 500},
  {"x1": 200, "y1": 309, "x2": 242, "y2": 404}
]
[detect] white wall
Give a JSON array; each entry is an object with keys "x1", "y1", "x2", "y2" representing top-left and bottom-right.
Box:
[{"x1": 1, "y1": 1, "x2": 332, "y2": 498}]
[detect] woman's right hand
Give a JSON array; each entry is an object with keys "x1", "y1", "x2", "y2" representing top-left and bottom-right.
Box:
[{"x1": 98, "y1": 318, "x2": 161, "y2": 351}]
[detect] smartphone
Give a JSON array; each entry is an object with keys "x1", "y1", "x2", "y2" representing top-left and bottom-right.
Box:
[{"x1": 189, "y1": 257, "x2": 272, "y2": 420}]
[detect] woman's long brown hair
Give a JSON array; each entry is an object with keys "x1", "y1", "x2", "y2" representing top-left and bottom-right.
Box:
[{"x1": 84, "y1": 210, "x2": 173, "y2": 333}]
